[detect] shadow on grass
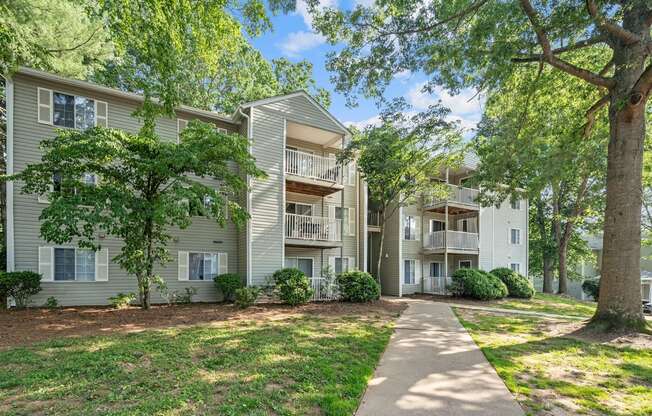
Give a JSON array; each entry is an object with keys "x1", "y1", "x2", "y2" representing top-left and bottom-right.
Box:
[{"x1": 0, "y1": 316, "x2": 392, "y2": 416}]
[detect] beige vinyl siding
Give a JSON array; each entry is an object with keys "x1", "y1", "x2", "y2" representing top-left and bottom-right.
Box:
[
  {"x1": 379, "y1": 202, "x2": 401, "y2": 296},
  {"x1": 261, "y1": 95, "x2": 345, "y2": 135},
  {"x1": 248, "y1": 106, "x2": 285, "y2": 285},
  {"x1": 11, "y1": 73, "x2": 240, "y2": 306}
]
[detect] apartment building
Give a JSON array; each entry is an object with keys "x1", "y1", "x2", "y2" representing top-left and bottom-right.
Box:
[
  {"x1": 5, "y1": 68, "x2": 364, "y2": 306},
  {"x1": 368, "y1": 154, "x2": 529, "y2": 296}
]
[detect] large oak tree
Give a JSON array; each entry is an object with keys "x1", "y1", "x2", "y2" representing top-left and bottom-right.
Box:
[{"x1": 310, "y1": 0, "x2": 652, "y2": 328}]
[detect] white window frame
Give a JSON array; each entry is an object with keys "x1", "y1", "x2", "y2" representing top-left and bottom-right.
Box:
[
  {"x1": 429, "y1": 219, "x2": 445, "y2": 232},
  {"x1": 343, "y1": 162, "x2": 357, "y2": 186},
  {"x1": 510, "y1": 228, "x2": 522, "y2": 245},
  {"x1": 52, "y1": 246, "x2": 97, "y2": 282},
  {"x1": 286, "y1": 201, "x2": 313, "y2": 216},
  {"x1": 284, "y1": 256, "x2": 314, "y2": 277},
  {"x1": 43, "y1": 89, "x2": 104, "y2": 130},
  {"x1": 331, "y1": 256, "x2": 355, "y2": 274},
  {"x1": 458, "y1": 260, "x2": 472, "y2": 269},
  {"x1": 177, "y1": 118, "x2": 188, "y2": 143},
  {"x1": 404, "y1": 215, "x2": 419, "y2": 241},
  {"x1": 429, "y1": 261, "x2": 443, "y2": 278},
  {"x1": 188, "y1": 251, "x2": 222, "y2": 281},
  {"x1": 215, "y1": 127, "x2": 228, "y2": 134},
  {"x1": 404, "y1": 259, "x2": 416, "y2": 284},
  {"x1": 510, "y1": 263, "x2": 521, "y2": 273},
  {"x1": 333, "y1": 206, "x2": 355, "y2": 237}
]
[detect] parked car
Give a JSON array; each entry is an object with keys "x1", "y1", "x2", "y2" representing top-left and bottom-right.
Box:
[{"x1": 643, "y1": 301, "x2": 652, "y2": 315}]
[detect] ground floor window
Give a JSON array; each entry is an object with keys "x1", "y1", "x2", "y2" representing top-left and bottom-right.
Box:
[
  {"x1": 404, "y1": 259, "x2": 416, "y2": 284},
  {"x1": 429, "y1": 262, "x2": 443, "y2": 278},
  {"x1": 54, "y1": 248, "x2": 95, "y2": 281},
  {"x1": 331, "y1": 256, "x2": 355, "y2": 274},
  {"x1": 285, "y1": 257, "x2": 313, "y2": 277},
  {"x1": 510, "y1": 263, "x2": 520, "y2": 273},
  {"x1": 458, "y1": 260, "x2": 472, "y2": 269},
  {"x1": 189, "y1": 253, "x2": 218, "y2": 281}
]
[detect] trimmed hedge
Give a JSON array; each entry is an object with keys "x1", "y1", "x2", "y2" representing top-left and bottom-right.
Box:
[
  {"x1": 214, "y1": 273, "x2": 243, "y2": 302},
  {"x1": 449, "y1": 268, "x2": 508, "y2": 300},
  {"x1": 272, "y1": 268, "x2": 313, "y2": 306},
  {"x1": 490, "y1": 267, "x2": 535, "y2": 299},
  {"x1": 336, "y1": 271, "x2": 380, "y2": 302}
]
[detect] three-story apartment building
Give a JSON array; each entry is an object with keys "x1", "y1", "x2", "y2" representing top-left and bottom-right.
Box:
[
  {"x1": 5, "y1": 68, "x2": 365, "y2": 306},
  {"x1": 368, "y1": 154, "x2": 529, "y2": 296},
  {"x1": 5, "y1": 68, "x2": 527, "y2": 306}
]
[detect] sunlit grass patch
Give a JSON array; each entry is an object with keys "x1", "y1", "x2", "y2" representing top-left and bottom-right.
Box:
[
  {"x1": 456, "y1": 309, "x2": 652, "y2": 415},
  {"x1": 0, "y1": 314, "x2": 395, "y2": 416}
]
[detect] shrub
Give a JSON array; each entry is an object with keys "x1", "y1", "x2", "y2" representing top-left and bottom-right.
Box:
[
  {"x1": 43, "y1": 296, "x2": 59, "y2": 309},
  {"x1": 337, "y1": 271, "x2": 380, "y2": 302},
  {"x1": 108, "y1": 292, "x2": 136, "y2": 309},
  {"x1": 490, "y1": 267, "x2": 535, "y2": 299},
  {"x1": 449, "y1": 269, "x2": 508, "y2": 300},
  {"x1": 272, "y1": 268, "x2": 313, "y2": 306},
  {"x1": 214, "y1": 273, "x2": 243, "y2": 302},
  {"x1": 0, "y1": 271, "x2": 42, "y2": 308},
  {"x1": 234, "y1": 287, "x2": 260, "y2": 308},
  {"x1": 582, "y1": 278, "x2": 600, "y2": 300},
  {"x1": 177, "y1": 287, "x2": 197, "y2": 304}
]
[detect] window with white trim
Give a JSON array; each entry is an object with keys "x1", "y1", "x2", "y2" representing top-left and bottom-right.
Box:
[
  {"x1": 343, "y1": 162, "x2": 356, "y2": 186},
  {"x1": 188, "y1": 252, "x2": 219, "y2": 281},
  {"x1": 404, "y1": 215, "x2": 418, "y2": 240},
  {"x1": 510, "y1": 228, "x2": 521, "y2": 245},
  {"x1": 334, "y1": 206, "x2": 355, "y2": 236},
  {"x1": 459, "y1": 260, "x2": 472, "y2": 269},
  {"x1": 332, "y1": 256, "x2": 355, "y2": 274},
  {"x1": 510, "y1": 263, "x2": 521, "y2": 273},
  {"x1": 429, "y1": 262, "x2": 443, "y2": 278},
  {"x1": 285, "y1": 257, "x2": 313, "y2": 277},
  {"x1": 53, "y1": 93, "x2": 97, "y2": 129},
  {"x1": 404, "y1": 259, "x2": 416, "y2": 284},
  {"x1": 54, "y1": 248, "x2": 95, "y2": 281},
  {"x1": 286, "y1": 202, "x2": 312, "y2": 216},
  {"x1": 511, "y1": 199, "x2": 521, "y2": 210}
]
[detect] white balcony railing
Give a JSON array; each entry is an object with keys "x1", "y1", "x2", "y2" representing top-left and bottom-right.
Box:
[
  {"x1": 424, "y1": 184, "x2": 479, "y2": 207},
  {"x1": 425, "y1": 230, "x2": 479, "y2": 251},
  {"x1": 367, "y1": 210, "x2": 381, "y2": 227},
  {"x1": 285, "y1": 213, "x2": 342, "y2": 242},
  {"x1": 285, "y1": 149, "x2": 340, "y2": 183}
]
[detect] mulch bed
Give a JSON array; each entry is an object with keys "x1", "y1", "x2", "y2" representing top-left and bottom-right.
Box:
[{"x1": 0, "y1": 300, "x2": 407, "y2": 349}]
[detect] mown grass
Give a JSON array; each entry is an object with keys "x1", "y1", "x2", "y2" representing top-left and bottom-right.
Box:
[
  {"x1": 493, "y1": 292, "x2": 597, "y2": 318},
  {"x1": 0, "y1": 314, "x2": 394, "y2": 416},
  {"x1": 456, "y1": 309, "x2": 652, "y2": 415}
]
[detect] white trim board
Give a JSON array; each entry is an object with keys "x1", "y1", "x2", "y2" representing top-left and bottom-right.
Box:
[{"x1": 6, "y1": 78, "x2": 14, "y2": 272}]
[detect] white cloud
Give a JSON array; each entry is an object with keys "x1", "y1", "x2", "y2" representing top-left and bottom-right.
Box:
[
  {"x1": 278, "y1": 31, "x2": 326, "y2": 58},
  {"x1": 344, "y1": 114, "x2": 382, "y2": 130},
  {"x1": 407, "y1": 82, "x2": 482, "y2": 115},
  {"x1": 353, "y1": 0, "x2": 376, "y2": 7},
  {"x1": 278, "y1": 1, "x2": 337, "y2": 56}
]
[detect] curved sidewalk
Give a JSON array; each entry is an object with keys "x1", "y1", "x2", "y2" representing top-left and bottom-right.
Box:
[{"x1": 356, "y1": 300, "x2": 524, "y2": 416}]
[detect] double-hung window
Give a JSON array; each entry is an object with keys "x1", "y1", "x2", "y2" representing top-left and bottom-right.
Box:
[
  {"x1": 510, "y1": 263, "x2": 521, "y2": 273},
  {"x1": 429, "y1": 262, "x2": 443, "y2": 278},
  {"x1": 189, "y1": 252, "x2": 218, "y2": 281},
  {"x1": 404, "y1": 259, "x2": 416, "y2": 284},
  {"x1": 511, "y1": 199, "x2": 521, "y2": 210},
  {"x1": 334, "y1": 206, "x2": 355, "y2": 236},
  {"x1": 510, "y1": 228, "x2": 521, "y2": 245},
  {"x1": 54, "y1": 248, "x2": 95, "y2": 281},
  {"x1": 404, "y1": 215, "x2": 418, "y2": 240},
  {"x1": 331, "y1": 256, "x2": 355, "y2": 274}
]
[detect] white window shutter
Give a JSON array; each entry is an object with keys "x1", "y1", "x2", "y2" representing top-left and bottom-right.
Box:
[
  {"x1": 178, "y1": 251, "x2": 189, "y2": 281},
  {"x1": 349, "y1": 256, "x2": 356, "y2": 271},
  {"x1": 177, "y1": 119, "x2": 188, "y2": 142},
  {"x1": 328, "y1": 256, "x2": 335, "y2": 272},
  {"x1": 416, "y1": 259, "x2": 422, "y2": 283},
  {"x1": 37, "y1": 88, "x2": 52, "y2": 124},
  {"x1": 218, "y1": 252, "x2": 228, "y2": 275},
  {"x1": 95, "y1": 248, "x2": 109, "y2": 281},
  {"x1": 37, "y1": 184, "x2": 53, "y2": 204},
  {"x1": 415, "y1": 216, "x2": 421, "y2": 240},
  {"x1": 95, "y1": 101, "x2": 108, "y2": 127},
  {"x1": 38, "y1": 246, "x2": 54, "y2": 281},
  {"x1": 348, "y1": 207, "x2": 356, "y2": 236},
  {"x1": 347, "y1": 162, "x2": 356, "y2": 185},
  {"x1": 469, "y1": 218, "x2": 478, "y2": 233}
]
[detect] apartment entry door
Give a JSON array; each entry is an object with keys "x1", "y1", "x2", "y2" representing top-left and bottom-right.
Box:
[{"x1": 285, "y1": 257, "x2": 313, "y2": 278}]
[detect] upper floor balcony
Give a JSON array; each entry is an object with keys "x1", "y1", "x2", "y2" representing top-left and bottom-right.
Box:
[
  {"x1": 367, "y1": 210, "x2": 381, "y2": 231},
  {"x1": 424, "y1": 184, "x2": 480, "y2": 215},
  {"x1": 423, "y1": 230, "x2": 479, "y2": 254},
  {"x1": 285, "y1": 148, "x2": 344, "y2": 196},
  {"x1": 285, "y1": 213, "x2": 342, "y2": 248}
]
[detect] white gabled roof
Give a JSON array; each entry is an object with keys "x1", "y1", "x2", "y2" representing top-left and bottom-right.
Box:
[{"x1": 234, "y1": 90, "x2": 350, "y2": 136}]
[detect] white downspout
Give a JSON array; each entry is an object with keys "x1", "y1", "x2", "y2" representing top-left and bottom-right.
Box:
[{"x1": 238, "y1": 107, "x2": 252, "y2": 286}]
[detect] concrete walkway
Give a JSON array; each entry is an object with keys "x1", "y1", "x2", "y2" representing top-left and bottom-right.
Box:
[{"x1": 356, "y1": 300, "x2": 524, "y2": 416}]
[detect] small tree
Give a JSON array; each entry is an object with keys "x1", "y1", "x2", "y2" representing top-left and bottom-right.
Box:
[
  {"x1": 5, "y1": 123, "x2": 264, "y2": 308},
  {"x1": 340, "y1": 102, "x2": 461, "y2": 289}
]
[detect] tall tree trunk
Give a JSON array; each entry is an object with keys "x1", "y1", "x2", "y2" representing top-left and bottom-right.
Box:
[
  {"x1": 552, "y1": 186, "x2": 564, "y2": 293},
  {"x1": 594, "y1": 11, "x2": 648, "y2": 328},
  {"x1": 542, "y1": 255, "x2": 554, "y2": 293},
  {"x1": 557, "y1": 238, "x2": 568, "y2": 295},
  {"x1": 375, "y1": 209, "x2": 387, "y2": 293}
]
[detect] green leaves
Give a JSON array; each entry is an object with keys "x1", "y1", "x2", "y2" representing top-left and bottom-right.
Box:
[{"x1": 4, "y1": 123, "x2": 264, "y2": 302}]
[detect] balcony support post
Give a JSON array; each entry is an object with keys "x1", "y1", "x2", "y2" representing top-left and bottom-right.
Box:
[{"x1": 340, "y1": 137, "x2": 344, "y2": 269}]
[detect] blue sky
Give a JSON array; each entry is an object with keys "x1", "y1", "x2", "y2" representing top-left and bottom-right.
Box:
[{"x1": 249, "y1": 1, "x2": 484, "y2": 133}]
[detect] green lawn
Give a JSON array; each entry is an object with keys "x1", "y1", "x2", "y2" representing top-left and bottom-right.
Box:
[
  {"x1": 492, "y1": 292, "x2": 597, "y2": 318},
  {"x1": 456, "y1": 309, "x2": 652, "y2": 416},
  {"x1": 0, "y1": 314, "x2": 394, "y2": 416}
]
